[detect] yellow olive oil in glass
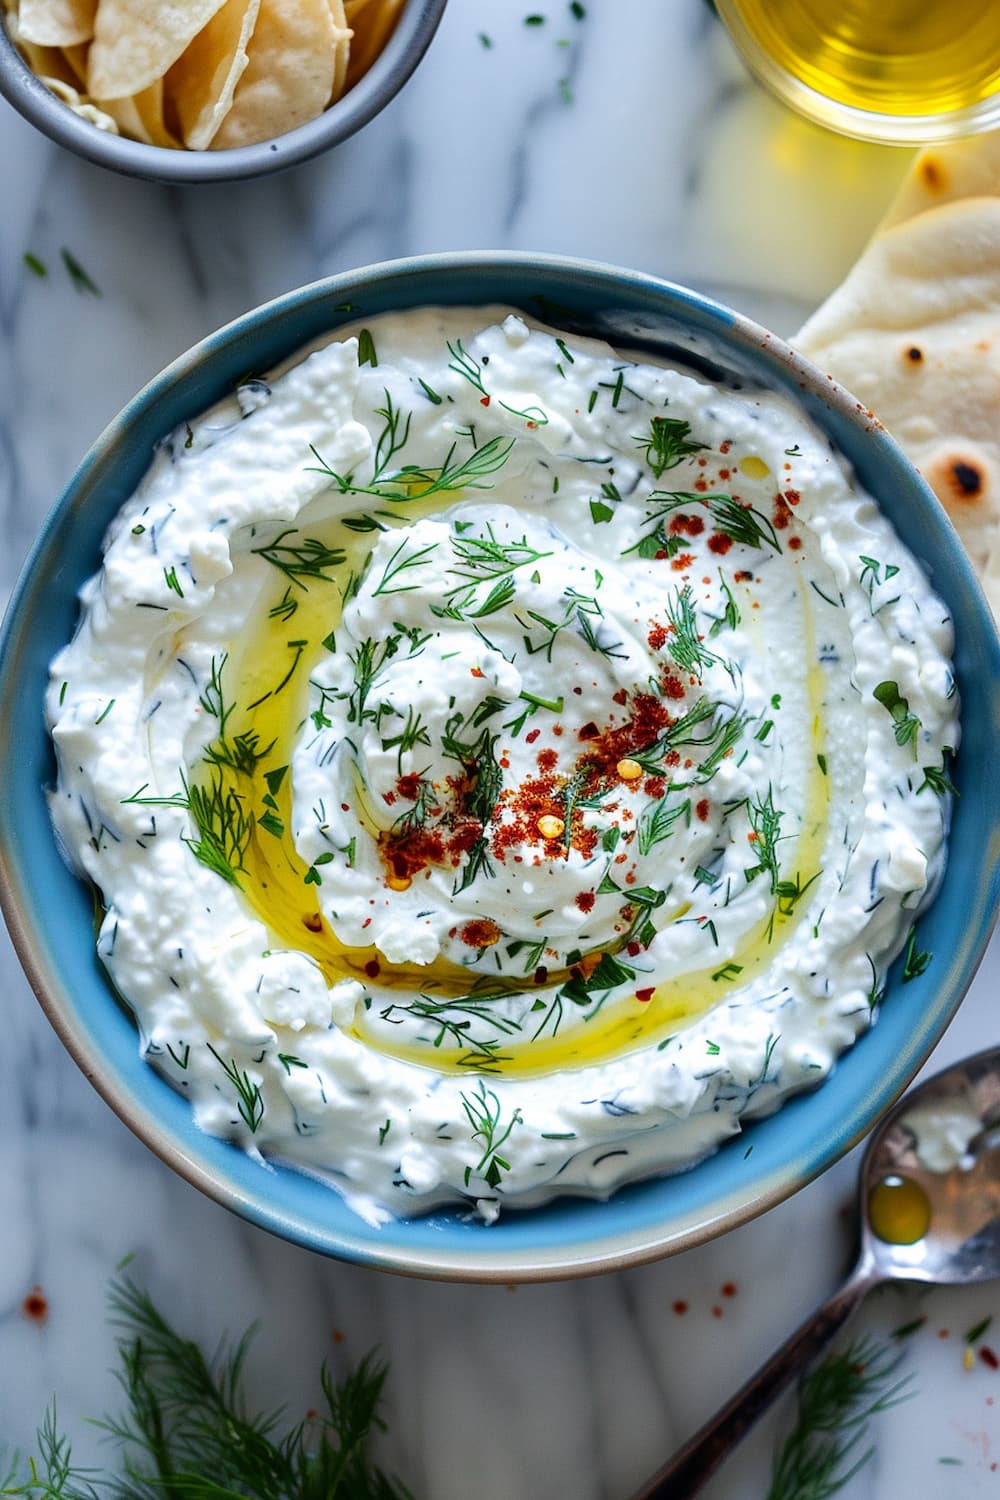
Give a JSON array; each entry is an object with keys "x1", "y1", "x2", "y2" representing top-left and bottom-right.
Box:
[{"x1": 717, "y1": 0, "x2": 1000, "y2": 142}]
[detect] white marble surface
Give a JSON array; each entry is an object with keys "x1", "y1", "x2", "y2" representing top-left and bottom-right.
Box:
[{"x1": 2, "y1": 3, "x2": 1000, "y2": 1495}]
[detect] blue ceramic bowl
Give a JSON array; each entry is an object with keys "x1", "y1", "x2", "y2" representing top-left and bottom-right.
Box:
[{"x1": 3, "y1": 253, "x2": 999, "y2": 1281}]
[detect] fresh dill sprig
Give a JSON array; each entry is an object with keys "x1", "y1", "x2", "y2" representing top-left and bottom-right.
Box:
[
  {"x1": 461, "y1": 1080, "x2": 523, "y2": 1189},
  {"x1": 745, "y1": 785, "x2": 783, "y2": 894},
  {"x1": 766, "y1": 1337, "x2": 913, "y2": 1500},
  {"x1": 384, "y1": 991, "x2": 522, "y2": 1066},
  {"x1": 2, "y1": 1275, "x2": 413, "y2": 1500},
  {"x1": 634, "y1": 416, "x2": 706, "y2": 478},
  {"x1": 380, "y1": 706, "x2": 432, "y2": 772},
  {"x1": 634, "y1": 490, "x2": 780, "y2": 554},
  {"x1": 252, "y1": 530, "x2": 347, "y2": 588},
  {"x1": 206, "y1": 1045, "x2": 265, "y2": 1132},
  {"x1": 309, "y1": 433, "x2": 515, "y2": 503},
  {"x1": 665, "y1": 584, "x2": 721, "y2": 682},
  {"x1": 441, "y1": 711, "x2": 503, "y2": 894},
  {"x1": 122, "y1": 771, "x2": 253, "y2": 889},
  {"x1": 345, "y1": 634, "x2": 401, "y2": 725}
]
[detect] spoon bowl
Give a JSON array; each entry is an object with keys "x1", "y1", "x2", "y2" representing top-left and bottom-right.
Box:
[
  {"x1": 632, "y1": 1044, "x2": 1000, "y2": 1498},
  {"x1": 861, "y1": 1046, "x2": 1000, "y2": 1287}
]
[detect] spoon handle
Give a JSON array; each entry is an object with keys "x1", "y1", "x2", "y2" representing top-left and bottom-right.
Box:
[{"x1": 628, "y1": 1261, "x2": 878, "y2": 1499}]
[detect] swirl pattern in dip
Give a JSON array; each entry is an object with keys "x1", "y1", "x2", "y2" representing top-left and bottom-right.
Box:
[{"x1": 47, "y1": 309, "x2": 959, "y2": 1222}]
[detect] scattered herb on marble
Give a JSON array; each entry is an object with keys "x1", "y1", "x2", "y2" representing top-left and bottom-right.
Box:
[
  {"x1": 766, "y1": 1337, "x2": 913, "y2": 1500},
  {"x1": 23, "y1": 252, "x2": 47, "y2": 278},
  {"x1": 0, "y1": 1275, "x2": 413, "y2": 1500},
  {"x1": 60, "y1": 249, "x2": 100, "y2": 297}
]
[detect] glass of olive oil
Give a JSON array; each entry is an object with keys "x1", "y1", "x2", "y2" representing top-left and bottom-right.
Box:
[{"x1": 715, "y1": 0, "x2": 1000, "y2": 143}]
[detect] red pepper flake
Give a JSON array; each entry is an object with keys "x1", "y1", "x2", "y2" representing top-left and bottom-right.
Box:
[
  {"x1": 788, "y1": 536, "x2": 802, "y2": 551},
  {"x1": 573, "y1": 685, "x2": 583, "y2": 695},
  {"x1": 526, "y1": 728, "x2": 540, "y2": 744},
  {"x1": 382, "y1": 790, "x2": 397, "y2": 805},
  {"x1": 397, "y1": 773, "x2": 421, "y2": 800},
  {"x1": 734, "y1": 570, "x2": 753, "y2": 582},
  {"x1": 938, "y1": 1328, "x2": 951, "y2": 1339},
  {"x1": 712, "y1": 1306, "x2": 723, "y2": 1319},
  {"x1": 694, "y1": 477, "x2": 708, "y2": 492},
  {"x1": 671, "y1": 553, "x2": 695, "y2": 571},
  {"x1": 720, "y1": 441, "x2": 731, "y2": 454},
  {"x1": 341, "y1": 802, "x2": 351, "y2": 812},
  {"x1": 22, "y1": 1287, "x2": 47, "y2": 1323},
  {"x1": 661, "y1": 673, "x2": 686, "y2": 701},
  {"x1": 575, "y1": 891, "x2": 596, "y2": 913},
  {"x1": 718, "y1": 468, "x2": 731, "y2": 480},
  {"x1": 627, "y1": 941, "x2": 641, "y2": 956},
  {"x1": 480, "y1": 395, "x2": 491, "y2": 406},
  {"x1": 644, "y1": 776, "x2": 666, "y2": 798},
  {"x1": 470, "y1": 666, "x2": 484, "y2": 678},
  {"x1": 365, "y1": 958, "x2": 381, "y2": 978},
  {"x1": 772, "y1": 494, "x2": 792, "y2": 530},
  {"x1": 672, "y1": 1299, "x2": 689, "y2": 1315},
  {"x1": 668, "y1": 513, "x2": 704, "y2": 537},
  {"x1": 577, "y1": 721, "x2": 600, "y2": 741},
  {"x1": 695, "y1": 798, "x2": 710, "y2": 821},
  {"x1": 538, "y1": 747, "x2": 558, "y2": 772},
  {"x1": 707, "y1": 532, "x2": 733, "y2": 555},
  {"x1": 612, "y1": 688, "x2": 628, "y2": 706},
  {"x1": 648, "y1": 622, "x2": 669, "y2": 650},
  {"x1": 553, "y1": 725, "x2": 564, "y2": 736},
  {"x1": 635, "y1": 986, "x2": 655, "y2": 1003},
  {"x1": 721, "y1": 1281, "x2": 738, "y2": 1298},
  {"x1": 980, "y1": 1346, "x2": 1000, "y2": 1370},
  {"x1": 332, "y1": 1328, "x2": 345, "y2": 1343},
  {"x1": 303, "y1": 912, "x2": 323, "y2": 933},
  {"x1": 784, "y1": 488, "x2": 801, "y2": 505},
  {"x1": 461, "y1": 919, "x2": 501, "y2": 948}
]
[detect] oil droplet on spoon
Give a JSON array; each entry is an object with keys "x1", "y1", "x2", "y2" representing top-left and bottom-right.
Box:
[{"x1": 868, "y1": 1173, "x2": 932, "y2": 1244}]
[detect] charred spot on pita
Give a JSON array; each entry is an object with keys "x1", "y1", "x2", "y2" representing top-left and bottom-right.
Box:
[
  {"x1": 920, "y1": 156, "x2": 945, "y2": 193},
  {"x1": 952, "y1": 460, "x2": 983, "y2": 497}
]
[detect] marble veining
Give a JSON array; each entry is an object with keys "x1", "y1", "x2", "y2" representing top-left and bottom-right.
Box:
[{"x1": 2, "y1": 3, "x2": 999, "y2": 1496}]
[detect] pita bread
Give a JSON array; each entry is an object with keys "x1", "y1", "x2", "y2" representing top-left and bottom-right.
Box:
[
  {"x1": 797, "y1": 141, "x2": 1000, "y2": 617},
  {"x1": 882, "y1": 133, "x2": 1000, "y2": 232}
]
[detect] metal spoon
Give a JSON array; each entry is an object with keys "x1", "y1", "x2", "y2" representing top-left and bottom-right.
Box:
[{"x1": 630, "y1": 1045, "x2": 1000, "y2": 1499}]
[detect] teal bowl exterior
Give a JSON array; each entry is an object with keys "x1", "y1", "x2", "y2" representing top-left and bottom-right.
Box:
[{"x1": 3, "y1": 253, "x2": 1000, "y2": 1281}]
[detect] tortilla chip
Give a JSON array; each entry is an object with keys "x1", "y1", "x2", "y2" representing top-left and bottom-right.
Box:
[
  {"x1": 344, "y1": 0, "x2": 402, "y2": 91},
  {"x1": 88, "y1": 0, "x2": 228, "y2": 100},
  {"x1": 61, "y1": 40, "x2": 89, "y2": 84},
  {"x1": 326, "y1": 0, "x2": 351, "y2": 102},
  {"x1": 165, "y1": 0, "x2": 260, "y2": 151},
  {"x1": 210, "y1": 0, "x2": 336, "y2": 150},
  {"x1": 103, "y1": 78, "x2": 182, "y2": 146},
  {"x1": 796, "y1": 196, "x2": 1000, "y2": 615},
  {"x1": 18, "y1": 0, "x2": 95, "y2": 46}
]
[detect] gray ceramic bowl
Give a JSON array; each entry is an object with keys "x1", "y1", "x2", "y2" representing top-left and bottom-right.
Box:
[{"x1": 0, "y1": 0, "x2": 446, "y2": 182}]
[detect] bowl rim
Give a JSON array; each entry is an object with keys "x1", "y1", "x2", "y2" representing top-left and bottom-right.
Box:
[
  {"x1": 0, "y1": 0, "x2": 448, "y2": 182},
  {"x1": 3, "y1": 250, "x2": 1000, "y2": 1282}
]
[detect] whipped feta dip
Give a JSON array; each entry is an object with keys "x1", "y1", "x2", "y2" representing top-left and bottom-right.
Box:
[{"x1": 47, "y1": 308, "x2": 959, "y2": 1223}]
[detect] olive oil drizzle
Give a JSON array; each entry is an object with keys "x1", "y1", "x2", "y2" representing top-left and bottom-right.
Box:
[{"x1": 179, "y1": 494, "x2": 831, "y2": 1081}]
